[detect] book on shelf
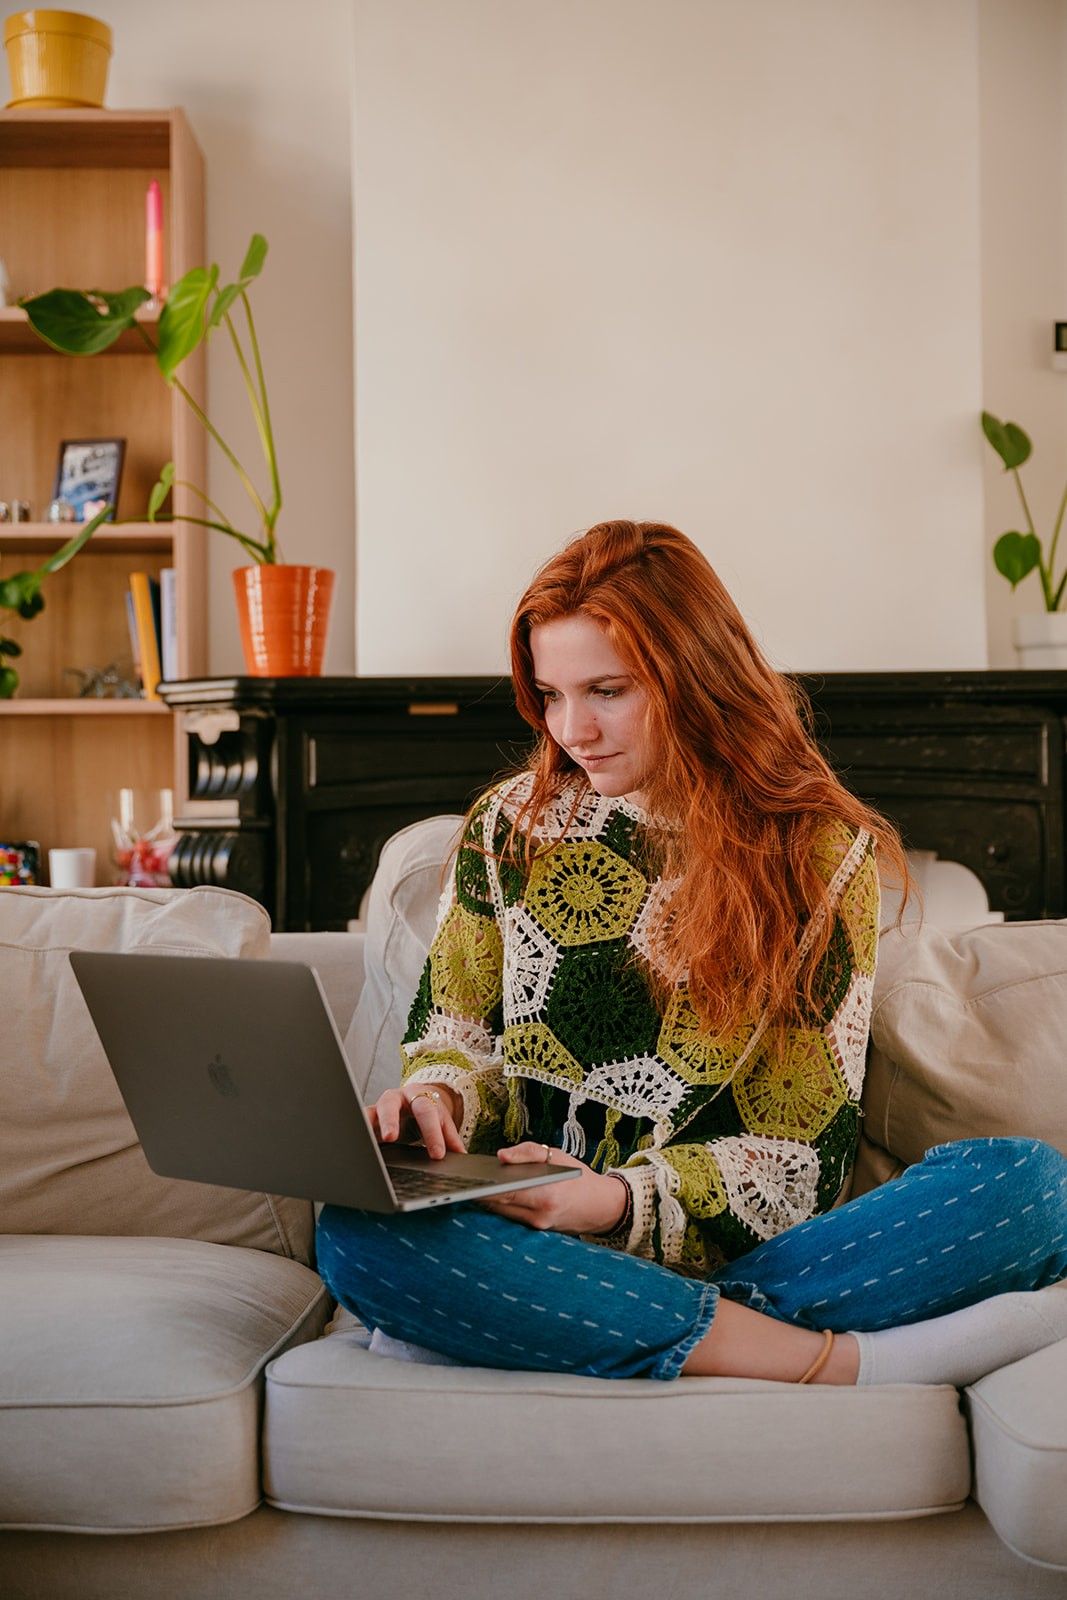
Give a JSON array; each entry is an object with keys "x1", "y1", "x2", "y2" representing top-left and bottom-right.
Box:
[
  {"x1": 160, "y1": 567, "x2": 178, "y2": 683},
  {"x1": 128, "y1": 571, "x2": 162, "y2": 700}
]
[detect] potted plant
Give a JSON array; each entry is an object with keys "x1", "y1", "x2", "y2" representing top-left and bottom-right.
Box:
[
  {"x1": 981, "y1": 411, "x2": 1067, "y2": 668},
  {"x1": 0, "y1": 512, "x2": 107, "y2": 697},
  {"x1": 21, "y1": 236, "x2": 333, "y2": 677}
]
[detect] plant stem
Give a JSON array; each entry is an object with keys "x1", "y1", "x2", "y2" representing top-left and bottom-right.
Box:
[
  {"x1": 152, "y1": 512, "x2": 270, "y2": 563},
  {"x1": 1012, "y1": 467, "x2": 1055, "y2": 609},
  {"x1": 241, "y1": 289, "x2": 282, "y2": 531},
  {"x1": 171, "y1": 478, "x2": 237, "y2": 533},
  {"x1": 134, "y1": 322, "x2": 271, "y2": 531},
  {"x1": 223, "y1": 311, "x2": 275, "y2": 507},
  {"x1": 1045, "y1": 478, "x2": 1067, "y2": 612}
]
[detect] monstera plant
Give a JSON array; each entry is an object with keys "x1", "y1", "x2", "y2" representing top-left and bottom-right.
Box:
[
  {"x1": 981, "y1": 411, "x2": 1066, "y2": 612},
  {"x1": 21, "y1": 237, "x2": 333, "y2": 676}
]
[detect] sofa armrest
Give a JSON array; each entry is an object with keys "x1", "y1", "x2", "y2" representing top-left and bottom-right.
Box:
[
  {"x1": 967, "y1": 1336, "x2": 1067, "y2": 1570},
  {"x1": 269, "y1": 932, "x2": 365, "y2": 1037}
]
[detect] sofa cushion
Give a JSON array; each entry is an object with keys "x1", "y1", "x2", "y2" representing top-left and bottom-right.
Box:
[
  {"x1": 864, "y1": 919, "x2": 1067, "y2": 1170},
  {"x1": 0, "y1": 885, "x2": 312, "y2": 1261},
  {"x1": 967, "y1": 1337, "x2": 1067, "y2": 1570},
  {"x1": 344, "y1": 815, "x2": 462, "y2": 1102},
  {"x1": 262, "y1": 1324, "x2": 971, "y2": 1523},
  {"x1": 0, "y1": 1235, "x2": 329, "y2": 1532}
]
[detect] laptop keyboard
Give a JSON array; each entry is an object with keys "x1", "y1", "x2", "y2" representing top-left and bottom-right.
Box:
[{"x1": 388, "y1": 1166, "x2": 495, "y2": 1198}]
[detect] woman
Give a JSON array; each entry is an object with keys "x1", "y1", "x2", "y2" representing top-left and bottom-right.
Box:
[{"x1": 318, "y1": 521, "x2": 1067, "y2": 1385}]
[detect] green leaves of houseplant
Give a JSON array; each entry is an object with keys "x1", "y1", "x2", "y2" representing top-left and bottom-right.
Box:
[
  {"x1": 981, "y1": 411, "x2": 1067, "y2": 612},
  {"x1": 21, "y1": 235, "x2": 280, "y2": 565},
  {"x1": 0, "y1": 510, "x2": 109, "y2": 698}
]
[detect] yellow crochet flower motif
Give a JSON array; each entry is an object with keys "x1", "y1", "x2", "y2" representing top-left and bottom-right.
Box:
[
  {"x1": 658, "y1": 990, "x2": 755, "y2": 1086},
  {"x1": 733, "y1": 1031, "x2": 846, "y2": 1140},
  {"x1": 503, "y1": 1022, "x2": 585, "y2": 1085},
  {"x1": 658, "y1": 1144, "x2": 728, "y2": 1219},
  {"x1": 838, "y1": 854, "x2": 879, "y2": 977},
  {"x1": 525, "y1": 841, "x2": 647, "y2": 947},
  {"x1": 430, "y1": 903, "x2": 503, "y2": 1018}
]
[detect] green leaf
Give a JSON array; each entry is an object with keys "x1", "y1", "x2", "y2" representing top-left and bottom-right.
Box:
[
  {"x1": 0, "y1": 574, "x2": 45, "y2": 619},
  {"x1": 156, "y1": 265, "x2": 219, "y2": 382},
  {"x1": 206, "y1": 237, "x2": 270, "y2": 332},
  {"x1": 37, "y1": 507, "x2": 107, "y2": 576},
  {"x1": 0, "y1": 665, "x2": 18, "y2": 698},
  {"x1": 148, "y1": 462, "x2": 176, "y2": 521},
  {"x1": 993, "y1": 530, "x2": 1042, "y2": 587},
  {"x1": 20, "y1": 286, "x2": 150, "y2": 355},
  {"x1": 239, "y1": 234, "x2": 268, "y2": 282},
  {"x1": 206, "y1": 282, "x2": 243, "y2": 332},
  {"x1": 981, "y1": 411, "x2": 1032, "y2": 471},
  {"x1": 0, "y1": 636, "x2": 21, "y2": 658}
]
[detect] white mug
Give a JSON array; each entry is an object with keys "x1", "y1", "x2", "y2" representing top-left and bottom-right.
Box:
[{"x1": 48, "y1": 847, "x2": 97, "y2": 889}]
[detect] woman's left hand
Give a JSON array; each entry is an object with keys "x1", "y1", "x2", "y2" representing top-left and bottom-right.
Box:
[{"x1": 477, "y1": 1142, "x2": 629, "y2": 1235}]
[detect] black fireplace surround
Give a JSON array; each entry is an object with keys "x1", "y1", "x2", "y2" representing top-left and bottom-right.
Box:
[{"x1": 158, "y1": 672, "x2": 1067, "y2": 933}]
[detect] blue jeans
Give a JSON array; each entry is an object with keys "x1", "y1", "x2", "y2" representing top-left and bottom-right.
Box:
[{"x1": 316, "y1": 1137, "x2": 1067, "y2": 1382}]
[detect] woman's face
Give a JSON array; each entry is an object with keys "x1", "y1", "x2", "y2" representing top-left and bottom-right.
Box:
[{"x1": 529, "y1": 614, "x2": 657, "y2": 809}]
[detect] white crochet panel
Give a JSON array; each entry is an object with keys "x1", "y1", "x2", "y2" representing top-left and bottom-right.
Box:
[
  {"x1": 825, "y1": 970, "x2": 874, "y2": 1101},
  {"x1": 581, "y1": 1055, "x2": 688, "y2": 1121},
  {"x1": 402, "y1": 1013, "x2": 498, "y2": 1064},
  {"x1": 497, "y1": 772, "x2": 617, "y2": 841},
  {"x1": 502, "y1": 905, "x2": 560, "y2": 1022},
  {"x1": 627, "y1": 876, "x2": 683, "y2": 983},
  {"x1": 710, "y1": 1136, "x2": 820, "y2": 1242}
]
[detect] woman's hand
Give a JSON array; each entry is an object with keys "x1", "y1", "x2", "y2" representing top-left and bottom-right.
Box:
[
  {"x1": 478, "y1": 1142, "x2": 630, "y2": 1235},
  {"x1": 368, "y1": 1082, "x2": 466, "y2": 1160}
]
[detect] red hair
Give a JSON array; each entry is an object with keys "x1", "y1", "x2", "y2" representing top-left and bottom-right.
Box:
[{"x1": 507, "y1": 520, "x2": 909, "y2": 1036}]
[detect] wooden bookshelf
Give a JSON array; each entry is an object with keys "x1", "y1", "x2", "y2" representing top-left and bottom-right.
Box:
[{"x1": 0, "y1": 108, "x2": 206, "y2": 884}]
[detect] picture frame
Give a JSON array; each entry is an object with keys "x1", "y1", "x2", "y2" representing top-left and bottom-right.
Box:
[{"x1": 53, "y1": 437, "x2": 126, "y2": 523}]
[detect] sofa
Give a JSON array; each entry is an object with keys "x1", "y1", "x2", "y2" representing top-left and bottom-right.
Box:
[{"x1": 2, "y1": 815, "x2": 1066, "y2": 1600}]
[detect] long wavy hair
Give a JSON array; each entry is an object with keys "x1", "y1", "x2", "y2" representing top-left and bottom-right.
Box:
[{"x1": 506, "y1": 520, "x2": 909, "y2": 1036}]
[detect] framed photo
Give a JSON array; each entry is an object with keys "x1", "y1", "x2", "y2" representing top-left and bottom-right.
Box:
[{"x1": 54, "y1": 438, "x2": 126, "y2": 523}]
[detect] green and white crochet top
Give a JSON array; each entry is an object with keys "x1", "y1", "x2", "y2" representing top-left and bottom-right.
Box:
[{"x1": 401, "y1": 772, "x2": 880, "y2": 1275}]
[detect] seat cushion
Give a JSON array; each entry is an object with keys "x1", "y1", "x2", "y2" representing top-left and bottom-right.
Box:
[
  {"x1": 0, "y1": 884, "x2": 313, "y2": 1262},
  {"x1": 344, "y1": 815, "x2": 462, "y2": 1102},
  {"x1": 864, "y1": 919, "x2": 1067, "y2": 1171},
  {"x1": 263, "y1": 1322, "x2": 971, "y2": 1523},
  {"x1": 0, "y1": 1235, "x2": 329, "y2": 1532},
  {"x1": 967, "y1": 1337, "x2": 1067, "y2": 1570}
]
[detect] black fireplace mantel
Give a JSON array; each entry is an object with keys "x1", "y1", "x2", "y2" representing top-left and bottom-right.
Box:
[{"x1": 159, "y1": 671, "x2": 1067, "y2": 931}]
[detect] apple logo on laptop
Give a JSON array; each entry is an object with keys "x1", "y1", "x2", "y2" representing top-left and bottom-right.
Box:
[{"x1": 207, "y1": 1054, "x2": 239, "y2": 1098}]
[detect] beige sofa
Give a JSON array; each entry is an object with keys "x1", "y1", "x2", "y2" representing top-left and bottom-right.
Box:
[{"x1": 2, "y1": 818, "x2": 1066, "y2": 1600}]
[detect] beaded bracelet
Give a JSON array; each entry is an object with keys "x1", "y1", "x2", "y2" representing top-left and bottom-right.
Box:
[{"x1": 599, "y1": 1172, "x2": 634, "y2": 1238}]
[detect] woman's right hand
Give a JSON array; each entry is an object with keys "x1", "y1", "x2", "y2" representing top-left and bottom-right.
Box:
[{"x1": 367, "y1": 1082, "x2": 466, "y2": 1160}]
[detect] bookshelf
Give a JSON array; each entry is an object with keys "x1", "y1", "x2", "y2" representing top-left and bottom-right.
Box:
[{"x1": 0, "y1": 108, "x2": 206, "y2": 883}]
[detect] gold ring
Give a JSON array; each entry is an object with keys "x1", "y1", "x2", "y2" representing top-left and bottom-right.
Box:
[
  {"x1": 542, "y1": 1143, "x2": 552, "y2": 1163},
  {"x1": 409, "y1": 1090, "x2": 442, "y2": 1107}
]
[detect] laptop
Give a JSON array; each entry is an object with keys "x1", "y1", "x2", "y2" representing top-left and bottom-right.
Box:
[{"x1": 68, "y1": 952, "x2": 578, "y2": 1213}]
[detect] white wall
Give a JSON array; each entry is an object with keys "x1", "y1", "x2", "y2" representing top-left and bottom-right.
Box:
[
  {"x1": 979, "y1": 0, "x2": 1067, "y2": 667},
  {"x1": 2, "y1": 0, "x2": 358, "y2": 675},
  {"x1": 352, "y1": 0, "x2": 989, "y2": 676}
]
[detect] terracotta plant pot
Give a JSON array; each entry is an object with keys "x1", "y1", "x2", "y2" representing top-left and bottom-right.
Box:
[{"x1": 233, "y1": 564, "x2": 334, "y2": 677}]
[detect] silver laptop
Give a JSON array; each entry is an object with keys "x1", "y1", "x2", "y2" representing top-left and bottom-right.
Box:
[{"x1": 69, "y1": 952, "x2": 577, "y2": 1213}]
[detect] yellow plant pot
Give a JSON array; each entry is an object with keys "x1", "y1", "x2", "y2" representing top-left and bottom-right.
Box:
[{"x1": 3, "y1": 10, "x2": 112, "y2": 108}]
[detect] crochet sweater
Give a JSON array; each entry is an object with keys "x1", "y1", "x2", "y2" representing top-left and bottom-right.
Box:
[{"x1": 401, "y1": 773, "x2": 880, "y2": 1275}]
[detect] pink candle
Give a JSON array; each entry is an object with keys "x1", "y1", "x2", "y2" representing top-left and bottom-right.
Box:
[{"x1": 145, "y1": 179, "x2": 165, "y2": 300}]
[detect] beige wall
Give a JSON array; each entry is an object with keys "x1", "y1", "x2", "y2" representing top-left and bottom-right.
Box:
[
  {"x1": 9, "y1": 3, "x2": 1067, "y2": 677},
  {"x1": 352, "y1": 0, "x2": 989, "y2": 675},
  {"x1": 2, "y1": 0, "x2": 358, "y2": 675},
  {"x1": 979, "y1": 0, "x2": 1067, "y2": 666}
]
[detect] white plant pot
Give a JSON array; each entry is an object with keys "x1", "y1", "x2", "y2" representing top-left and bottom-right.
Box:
[{"x1": 1011, "y1": 612, "x2": 1067, "y2": 669}]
